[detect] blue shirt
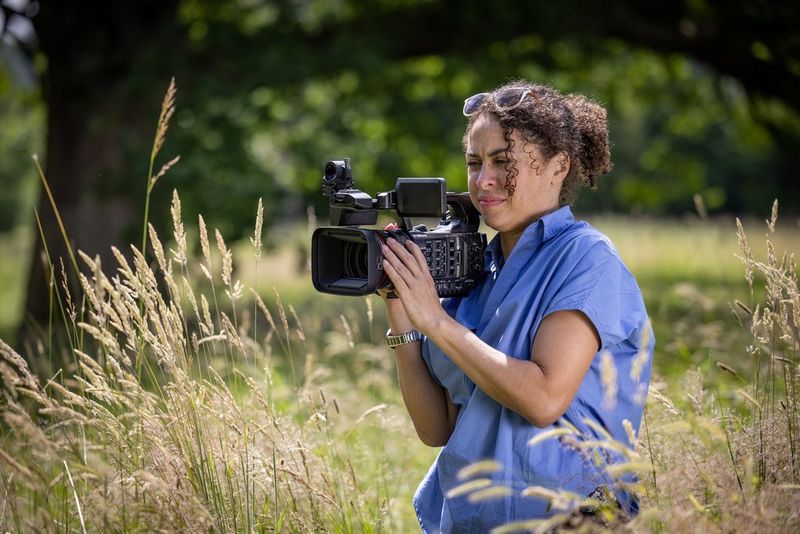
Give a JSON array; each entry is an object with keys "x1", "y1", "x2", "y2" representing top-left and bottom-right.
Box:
[{"x1": 415, "y1": 206, "x2": 653, "y2": 533}]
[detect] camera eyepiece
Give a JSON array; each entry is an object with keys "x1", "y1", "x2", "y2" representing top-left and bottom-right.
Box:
[{"x1": 322, "y1": 159, "x2": 352, "y2": 197}]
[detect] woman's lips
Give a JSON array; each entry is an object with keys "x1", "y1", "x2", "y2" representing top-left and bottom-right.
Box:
[{"x1": 478, "y1": 198, "x2": 506, "y2": 208}]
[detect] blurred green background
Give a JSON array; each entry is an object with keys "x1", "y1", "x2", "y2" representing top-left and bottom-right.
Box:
[{"x1": 1, "y1": 0, "x2": 799, "y2": 348}]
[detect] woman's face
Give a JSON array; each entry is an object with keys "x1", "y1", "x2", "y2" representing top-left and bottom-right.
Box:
[{"x1": 465, "y1": 114, "x2": 566, "y2": 238}]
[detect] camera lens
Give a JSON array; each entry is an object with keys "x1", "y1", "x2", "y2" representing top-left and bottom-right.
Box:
[{"x1": 343, "y1": 241, "x2": 369, "y2": 279}]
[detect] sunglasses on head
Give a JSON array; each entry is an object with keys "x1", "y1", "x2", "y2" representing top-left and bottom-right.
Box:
[{"x1": 463, "y1": 87, "x2": 532, "y2": 116}]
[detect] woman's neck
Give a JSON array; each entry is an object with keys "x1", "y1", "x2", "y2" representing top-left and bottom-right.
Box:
[
  {"x1": 499, "y1": 231, "x2": 522, "y2": 261},
  {"x1": 498, "y1": 206, "x2": 561, "y2": 260}
]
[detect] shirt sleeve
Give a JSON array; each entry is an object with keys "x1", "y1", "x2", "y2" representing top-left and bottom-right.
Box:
[{"x1": 544, "y1": 243, "x2": 642, "y2": 350}]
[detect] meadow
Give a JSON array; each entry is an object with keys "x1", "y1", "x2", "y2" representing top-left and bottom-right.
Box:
[
  {"x1": 1, "y1": 84, "x2": 799, "y2": 532},
  {"x1": 0, "y1": 199, "x2": 799, "y2": 532}
]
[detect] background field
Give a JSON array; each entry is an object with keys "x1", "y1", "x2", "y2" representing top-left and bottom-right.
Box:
[
  {"x1": 2, "y1": 207, "x2": 798, "y2": 530},
  {"x1": 2, "y1": 1, "x2": 799, "y2": 529}
]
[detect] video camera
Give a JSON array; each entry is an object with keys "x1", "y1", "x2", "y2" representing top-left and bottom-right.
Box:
[{"x1": 311, "y1": 159, "x2": 487, "y2": 297}]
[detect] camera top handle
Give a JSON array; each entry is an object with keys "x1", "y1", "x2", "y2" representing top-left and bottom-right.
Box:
[{"x1": 320, "y1": 159, "x2": 481, "y2": 232}]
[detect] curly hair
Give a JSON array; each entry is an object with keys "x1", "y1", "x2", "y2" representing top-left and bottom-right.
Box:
[{"x1": 463, "y1": 80, "x2": 612, "y2": 205}]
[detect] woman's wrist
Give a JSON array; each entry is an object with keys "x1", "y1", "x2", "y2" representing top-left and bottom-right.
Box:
[
  {"x1": 384, "y1": 300, "x2": 415, "y2": 334},
  {"x1": 388, "y1": 319, "x2": 417, "y2": 337},
  {"x1": 417, "y1": 311, "x2": 452, "y2": 340}
]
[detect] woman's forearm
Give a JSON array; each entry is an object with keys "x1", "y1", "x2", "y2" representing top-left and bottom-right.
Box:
[
  {"x1": 426, "y1": 314, "x2": 559, "y2": 427},
  {"x1": 385, "y1": 300, "x2": 456, "y2": 446},
  {"x1": 393, "y1": 342, "x2": 455, "y2": 446}
]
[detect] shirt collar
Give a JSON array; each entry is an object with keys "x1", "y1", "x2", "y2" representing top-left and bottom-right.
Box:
[
  {"x1": 483, "y1": 205, "x2": 575, "y2": 271},
  {"x1": 540, "y1": 205, "x2": 575, "y2": 241}
]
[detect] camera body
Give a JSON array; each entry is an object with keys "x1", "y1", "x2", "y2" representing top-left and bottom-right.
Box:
[{"x1": 311, "y1": 159, "x2": 487, "y2": 297}]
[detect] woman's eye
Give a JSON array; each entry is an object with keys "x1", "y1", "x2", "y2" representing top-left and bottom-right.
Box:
[{"x1": 466, "y1": 161, "x2": 481, "y2": 169}]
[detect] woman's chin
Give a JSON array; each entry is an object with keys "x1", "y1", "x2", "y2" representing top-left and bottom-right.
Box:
[{"x1": 483, "y1": 217, "x2": 509, "y2": 233}]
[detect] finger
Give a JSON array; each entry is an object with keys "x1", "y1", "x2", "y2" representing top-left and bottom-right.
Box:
[
  {"x1": 381, "y1": 245, "x2": 411, "y2": 276},
  {"x1": 386, "y1": 238, "x2": 421, "y2": 276},
  {"x1": 382, "y1": 257, "x2": 409, "y2": 295},
  {"x1": 383, "y1": 244, "x2": 416, "y2": 283}
]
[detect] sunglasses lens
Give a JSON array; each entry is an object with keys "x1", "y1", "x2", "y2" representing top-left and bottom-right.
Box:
[
  {"x1": 495, "y1": 88, "x2": 527, "y2": 110},
  {"x1": 463, "y1": 93, "x2": 489, "y2": 116}
]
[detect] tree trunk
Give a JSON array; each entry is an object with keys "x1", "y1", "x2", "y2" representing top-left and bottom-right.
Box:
[{"x1": 19, "y1": 1, "x2": 180, "y2": 351}]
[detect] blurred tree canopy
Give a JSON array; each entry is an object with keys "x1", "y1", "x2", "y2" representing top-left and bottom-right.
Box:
[{"x1": 1, "y1": 0, "x2": 799, "y2": 328}]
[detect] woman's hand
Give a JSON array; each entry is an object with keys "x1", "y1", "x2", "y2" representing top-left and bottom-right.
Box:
[{"x1": 381, "y1": 237, "x2": 448, "y2": 336}]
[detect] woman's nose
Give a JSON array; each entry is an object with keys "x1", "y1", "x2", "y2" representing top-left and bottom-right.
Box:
[{"x1": 476, "y1": 165, "x2": 499, "y2": 189}]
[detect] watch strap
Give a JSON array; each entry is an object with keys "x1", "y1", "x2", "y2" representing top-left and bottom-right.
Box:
[{"x1": 385, "y1": 328, "x2": 422, "y2": 348}]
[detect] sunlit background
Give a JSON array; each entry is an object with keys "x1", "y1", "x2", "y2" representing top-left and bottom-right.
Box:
[
  {"x1": 2, "y1": 0, "x2": 799, "y2": 344},
  {"x1": 1, "y1": 2, "x2": 800, "y2": 530}
]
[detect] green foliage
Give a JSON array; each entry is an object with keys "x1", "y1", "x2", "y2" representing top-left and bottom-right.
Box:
[
  {"x1": 3, "y1": 0, "x2": 800, "y2": 244},
  {"x1": 0, "y1": 66, "x2": 42, "y2": 231}
]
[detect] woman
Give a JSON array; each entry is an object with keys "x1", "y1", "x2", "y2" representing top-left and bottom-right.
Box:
[{"x1": 380, "y1": 80, "x2": 653, "y2": 532}]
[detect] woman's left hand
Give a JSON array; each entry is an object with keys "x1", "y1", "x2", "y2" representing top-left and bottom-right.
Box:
[{"x1": 381, "y1": 237, "x2": 448, "y2": 336}]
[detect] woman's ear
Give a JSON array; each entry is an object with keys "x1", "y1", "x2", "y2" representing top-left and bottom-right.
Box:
[
  {"x1": 556, "y1": 152, "x2": 570, "y2": 177},
  {"x1": 548, "y1": 152, "x2": 570, "y2": 186}
]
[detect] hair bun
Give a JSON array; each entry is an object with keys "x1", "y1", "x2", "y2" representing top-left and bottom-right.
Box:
[{"x1": 564, "y1": 94, "x2": 612, "y2": 184}]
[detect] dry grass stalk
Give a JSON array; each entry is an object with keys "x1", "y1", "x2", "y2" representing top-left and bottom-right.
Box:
[
  {"x1": 767, "y1": 199, "x2": 779, "y2": 234},
  {"x1": 198, "y1": 214, "x2": 212, "y2": 279},
  {"x1": 340, "y1": 314, "x2": 354, "y2": 350},
  {"x1": 0, "y1": 447, "x2": 35, "y2": 485},
  {"x1": 736, "y1": 217, "x2": 754, "y2": 292},
  {"x1": 251, "y1": 197, "x2": 264, "y2": 261},
  {"x1": 215, "y1": 229, "x2": 232, "y2": 288},
  {"x1": 600, "y1": 350, "x2": 618, "y2": 410},
  {"x1": 152, "y1": 77, "x2": 176, "y2": 161},
  {"x1": 456, "y1": 460, "x2": 503, "y2": 480},
  {"x1": 149, "y1": 155, "x2": 181, "y2": 192},
  {"x1": 170, "y1": 189, "x2": 187, "y2": 266},
  {"x1": 147, "y1": 223, "x2": 170, "y2": 276}
]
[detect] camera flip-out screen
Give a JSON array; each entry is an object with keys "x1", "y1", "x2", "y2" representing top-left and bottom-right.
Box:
[{"x1": 395, "y1": 178, "x2": 447, "y2": 217}]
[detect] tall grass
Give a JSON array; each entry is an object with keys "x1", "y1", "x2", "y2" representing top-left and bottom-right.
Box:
[
  {"x1": 0, "y1": 80, "x2": 426, "y2": 532},
  {"x1": 0, "y1": 189, "x2": 425, "y2": 531},
  {"x1": 4, "y1": 204, "x2": 798, "y2": 532},
  {"x1": 1, "y1": 80, "x2": 799, "y2": 532}
]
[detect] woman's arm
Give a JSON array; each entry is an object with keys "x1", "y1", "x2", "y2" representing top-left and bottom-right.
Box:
[
  {"x1": 384, "y1": 297, "x2": 459, "y2": 446},
  {"x1": 382, "y1": 237, "x2": 599, "y2": 427}
]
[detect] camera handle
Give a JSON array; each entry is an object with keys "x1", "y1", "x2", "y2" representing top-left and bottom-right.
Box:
[{"x1": 394, "y1": 194, "x2": 479, "y2": 233}]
